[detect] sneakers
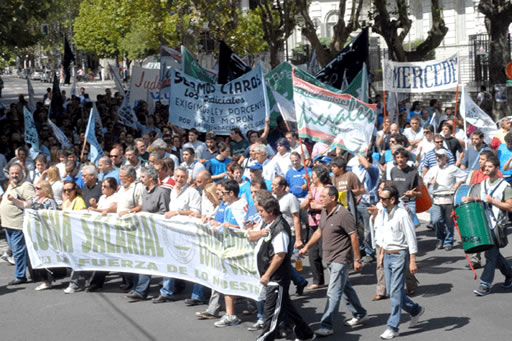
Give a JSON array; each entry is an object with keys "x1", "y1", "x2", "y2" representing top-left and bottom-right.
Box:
[
  {"x1": 345, "y1": 314, "x2": 369, "y2": 327},
  {"x1": 409, "y1": 306, "x2": 425, "y2": 327},
  {"x1": 64, "y1": 285, "x2": 82, "y2": 294},
  {"x1": 473, "y1": 285, "x2": 491, "y2": 296},
  {"x1": 313, "y1": 327, "x2": 334, "y2": 337},
  {"x1": 247, "y1": 320, "x2": 264, "y2": 331},
  {"x1": 502, "y1": 277, "x2": 512, "y2": 289},
  {"x1": 380, "y1": 328, "x2": 399, "y2": 339},
  {"x1": 214, "y1": 314, "x2": 241, "y2": 327},
  {"x1": 35, "y1": 282, "x2": 52, "y2": 291}
]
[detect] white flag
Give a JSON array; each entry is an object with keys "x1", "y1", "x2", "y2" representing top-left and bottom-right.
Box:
[
  {"x1": 461, "y1": 86, "x2": 498, "y2": 142},
  {"x1": 47, "y1": 118, "x2": 72, "y2": 148}
]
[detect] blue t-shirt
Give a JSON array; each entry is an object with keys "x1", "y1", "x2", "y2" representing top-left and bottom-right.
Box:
[
  {"x1": 285, "y1": 166, "x2": 312, "y2": 198},
  {"x1": 497, "y1": 144, "x2": 512, "y2": 177},
  {"x1": 206, "y1": 157, "x2": 232, "y2": 182},
  {"x1": 64, "y1": 171, "x2": 84, "y2": 188},
  {"x1": 214, "y1": 202, "x2": 228, "y2": 223},
  {"x1": 99, "y1": 169, "x2": 120, "y2": 185}
]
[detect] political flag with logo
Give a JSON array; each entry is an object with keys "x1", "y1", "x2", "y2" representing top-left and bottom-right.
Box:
[
  {"x1": 182, "y1": 46, "x2": 216, "y2": 83},
  {"x1": 117, "y1": 91, "x2": 138, "y2": 130}
]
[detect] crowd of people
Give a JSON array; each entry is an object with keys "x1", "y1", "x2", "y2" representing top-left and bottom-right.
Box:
[{"x1": 1, "y1": 84, "x2": 512, "y2": 340}]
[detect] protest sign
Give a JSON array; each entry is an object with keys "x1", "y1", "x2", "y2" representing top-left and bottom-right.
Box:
[
  {"x1": 129, "y1": 66, "x2": 168, "y2": 107},
  {"x1": 169, "y1": 63, "x2": 269, "y2": 134},
  {"x1": 383, "y1": 54, "x2": 459, "y2": 93},
  {"x1": 24, "y1": 210, "x2": 263, "y2": 300},
  {"x1": 293, "y1": 72, "x2": 377, "y2": 154}
]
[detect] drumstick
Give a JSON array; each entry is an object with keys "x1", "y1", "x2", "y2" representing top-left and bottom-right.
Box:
[{"x1": 400, "y1": 186, "x2": 418, "y2": 200}]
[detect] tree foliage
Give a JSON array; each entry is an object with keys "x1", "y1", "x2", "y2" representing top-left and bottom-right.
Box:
[
  {"x1": 295, "y1": 0, "x2": 365, "y2": 67},
  {"x1": 371, "y1": 0, "x2": 448, "y2": 62}
]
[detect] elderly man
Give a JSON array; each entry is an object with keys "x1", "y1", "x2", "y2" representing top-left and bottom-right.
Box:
[
  {"x1": 117, "y1": 165, "x2": 143, "y2": 216},
  {"x1": 424, "y1": 149, "x2": 467, "y2": 250},
  {"x1": 63, "y1": 160, "x2": 84, "y2": 188},
  {"x1": 125, "y1": 166, "x2": 170, "y2": 302},
  {"x1": 135, "y1": 137, "x2": 149, "y2": 162},
  {"x1": 253, "y1": 144, "x2": 283, "y2": 189},
  {"x1": 374, "y1": 186, "x2": 424, "y2": 339},
  {"x1": 299, "y1": 186, "x2": 367, "y2": 337},
  {"x1": 81, "y1": 165, "x2": 102, "y2": 208},
  {"x1": 151, "y1": 138, "x2": 179, "y2": 168},
  {"x1": 0, "y1": 163, "x2": 35, "y2": 285},
  {"x1": 98, "y1": 156, "x2": 120, "y2": 184},
  {"x1": 109, "y1": 146, "x2": 124, "y2": 169}
]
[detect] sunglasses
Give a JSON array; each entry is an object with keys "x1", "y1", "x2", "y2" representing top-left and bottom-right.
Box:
[
  {"x1": 379, "y1": 196, "x2": 391, "y2": 201},
  {"x1": 63, "y1": 188, "x2": 75, "y2": 193}
]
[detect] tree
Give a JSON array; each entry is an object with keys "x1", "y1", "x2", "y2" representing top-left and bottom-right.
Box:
[
  {"x1": 478, "y1": 0, "x2": 512, "y2": 85},
  {"x1": 0, "y1": 0, "x2": 52, "y2": 49},
  {"x1": 371, "y1": 0, "x2": 448, "y2": 62},
  {"x1": 254, "y1": 0, "x2": 300, "y2": 68},
  {"x1": 295, "y1": 0, "x2": 365, "y2": 67}
]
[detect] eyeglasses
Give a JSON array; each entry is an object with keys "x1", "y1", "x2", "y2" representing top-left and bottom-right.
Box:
[
  {"x1": 63, "y1": 188, "x2": 75, "y2": 193},
  {"x1": 221, "y1": 191, "x2": 230, "y2": 195},
  {"x1": 424, "y1": 131, "x2": 432, "y2": 134},
  {"x1": 379, "y1": 196, "x2": 391, "y2": 201}
]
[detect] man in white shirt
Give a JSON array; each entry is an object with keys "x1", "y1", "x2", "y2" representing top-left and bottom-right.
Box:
[
  {"x1": 424, "y1": 149, "x2": 467, "y2": 250},
  {"x1": 374, "y1": 186, "x2": 424, "y2": 339},
  {"x1": 403, "y1": 115, "x2": 424, "y2": 149},
  {"x1": 180, "y1": 147, "x2": 206, "y2": 184},
  {"x1": 165, "y1": 166, "x2": 201, "y2": 218}
]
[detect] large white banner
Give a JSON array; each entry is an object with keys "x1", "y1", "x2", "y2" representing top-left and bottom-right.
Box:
[
  {"x1": 23, "y1": 210, "x2": 262, "y2": 300},
  {"x1": 383, "y1": 54, "x2": 459, "y2": 93},
  {"x1": 129, "y1": 66, "x2": 169, "y2": 107},
  {"x1": 460, "y1": 86, "x2": 498, "y2": 142},
  {"x1": 169, "y1": 63, "x2": 269, "y2": 134}
]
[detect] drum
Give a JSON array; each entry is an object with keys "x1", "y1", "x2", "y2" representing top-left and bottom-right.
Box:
[
  {"x1": 454, "y1": 184, "x2": 478, "y2": 206},
  {"x1": 454, "y1": 201, "x2": 494, "y2": 253},
  {"x1": 416, "y1": 182, "x2": 432, "y2": 213}
]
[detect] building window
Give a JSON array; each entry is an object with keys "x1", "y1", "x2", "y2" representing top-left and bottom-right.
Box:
[
  {"x1": 414, "y1": 0, "x2": 423, "y2": 40},
  {"x1": 325, "y1": 11, "x2": 338, "y2": 39},
  {"x1": 456, "y1": 0, "x2": 467, "y2": 44}
]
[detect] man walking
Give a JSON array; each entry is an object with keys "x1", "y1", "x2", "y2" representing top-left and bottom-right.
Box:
[
  {"x1": 374, "y1": 186, "x2": 425, "y2": 339},
  {"x1": 299, "y1": 186, "x2": 367, "y2": 337}
]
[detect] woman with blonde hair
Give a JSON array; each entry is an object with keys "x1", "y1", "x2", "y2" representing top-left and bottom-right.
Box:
[
  {"x1": 7, "y1": 180, "x2": 61, "y2": 290},
  {"x1": 44, "y1": 166, "x2": 64, "y2": 205}
]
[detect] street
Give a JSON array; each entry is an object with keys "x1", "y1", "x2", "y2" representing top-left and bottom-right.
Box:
[
  {"x1": 1, "y1": 214, "x2": 511, "y2": 341},
  {"x1": 0, "y1": 74, "x2": 117, "y2": 106}
]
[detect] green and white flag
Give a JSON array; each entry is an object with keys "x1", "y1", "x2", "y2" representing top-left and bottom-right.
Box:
[
  {"x1": 182, "y1": 46, "x2": 216, "y2": 83},
  {"x1": 293, "y1": 71, "x2": 377, "y2": 154},
  {"x1": 342, "y1": 62, "x2": 369, "y2": 103}
]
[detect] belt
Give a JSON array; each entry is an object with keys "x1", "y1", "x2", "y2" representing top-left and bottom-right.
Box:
[{"x1": 383, "y1": 249, "x2": 402, "y2": 255}]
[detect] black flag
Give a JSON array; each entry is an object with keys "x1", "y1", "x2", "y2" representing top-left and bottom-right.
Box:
[
  {"x1": 217, "y1": 40, "x2": 251, "y2": 84},
  {"x1": 50, "y1": 74, "x2": 64, "y2": 119},
  {"x1": 315, "y1": 27, "x2": 369, "y2": 90},
  {"x1": 63, "y1": 37, "x2": 75, "y2": 85}
]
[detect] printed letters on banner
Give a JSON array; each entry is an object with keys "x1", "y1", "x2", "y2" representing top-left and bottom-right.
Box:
[
  {"x1": 23, "y1": 210, "x2": 263, "y2": 300},
  {"x1": 169, "y1": 63, "x2": 269, "y2": 134},
  {"x1": 129, "y1": 66, "x2": 168, "y2": 107},
  {"x1": 293, "y1": 74, "x2": 377, "y2": 154},
  {"x1": 383, "y1": 54, "x2": 459, "y2": 93}
]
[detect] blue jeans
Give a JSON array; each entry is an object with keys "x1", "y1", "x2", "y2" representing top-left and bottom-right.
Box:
[
  {"x1": 290, "y1": 236, "x2": 307, "y2": 286},
  {"x1": 160, "y1": 277, "x2": 176, "y2": 297},
  {"x1": 383, "y1": 250, "x2": 422, "y2": 332},
  {"x1": 133, "y1": 274, "x2": 151, "y2": 298},
  {"x1": 320, "y1": 262, "x2": 367, "y2": 330},
  {"x1": 431, "y1": 204, "x2": 455, "y2": 247},
  {"x1": 5, "y1": 228, "x2": 27, "y2": 280},
  {"x1": 405, "y1": 201, "x2": 420, "y2": 227},
  {"x1": 191, "y1": 283, "x2": 207, "y2": 301},
  {"x1": 480, "y1": 243, "x2": 512, "y2": 288}
]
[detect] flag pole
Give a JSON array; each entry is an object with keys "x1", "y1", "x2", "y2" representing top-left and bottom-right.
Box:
[
  {"x1": 80, "y1": 134, "x2": 88, "y2": 162},
  {"x1": 453, "y1": 84, "x2": 460, "y2": 136},
  {"x1": 382, "y1": 89, "x2": 387, "y2": 121}
]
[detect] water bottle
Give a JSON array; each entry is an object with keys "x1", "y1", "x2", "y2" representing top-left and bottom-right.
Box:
[{"x1": 293, "y1": 248, "x2": 303, "y2": 271}]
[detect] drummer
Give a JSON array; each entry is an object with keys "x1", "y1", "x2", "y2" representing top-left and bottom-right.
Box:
[
  {"x1": 462, "y1": 155, "x2": 512, "y2": 296},
  {"x1": 424, "y1": 149, "x2": 467, "y2": 250}
]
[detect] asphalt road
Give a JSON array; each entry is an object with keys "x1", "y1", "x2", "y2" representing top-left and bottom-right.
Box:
[
  {"x1": 0, "y1": 74, "x2": 116, "y2": 106},
  {"x1": 1, "y1": 212, "x2": 511, "y2": 341}
]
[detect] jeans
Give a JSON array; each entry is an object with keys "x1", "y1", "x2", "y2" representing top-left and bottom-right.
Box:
[
  {"x1": 383, "y1": 250, "x2": 422, "y2": 332},
  {"x1": 133, "y1": 274, "x2": 152, "y2": 298},
  {"x1": 320, "y1": 262, "x2": 366, "y2": 331},
  {"x1": 480, "y1": 243, "x2": 512, "y2": 288},
  {"x1": 405, "y1": 200, "x2": 420, "y2": 227},
  {"x1": 160, "y1": 277, "x2": 176, "y2": 297},
  {"x1": 5, "y1": 228, "x2": 27, "y2": 280},
  {"x1": 191, "y1": 283, "x2": 207, "y2": 301},
  {"x1": 431, "y1": 204, "x2": 455, "y2": 247},
  {"x1": 357, "y1": 202, "x2": 376, "y2": 257}
]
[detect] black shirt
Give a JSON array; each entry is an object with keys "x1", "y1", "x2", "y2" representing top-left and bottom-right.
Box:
[{"x1": 82, "y1": 182, "x2": 102, "y2": 208}]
